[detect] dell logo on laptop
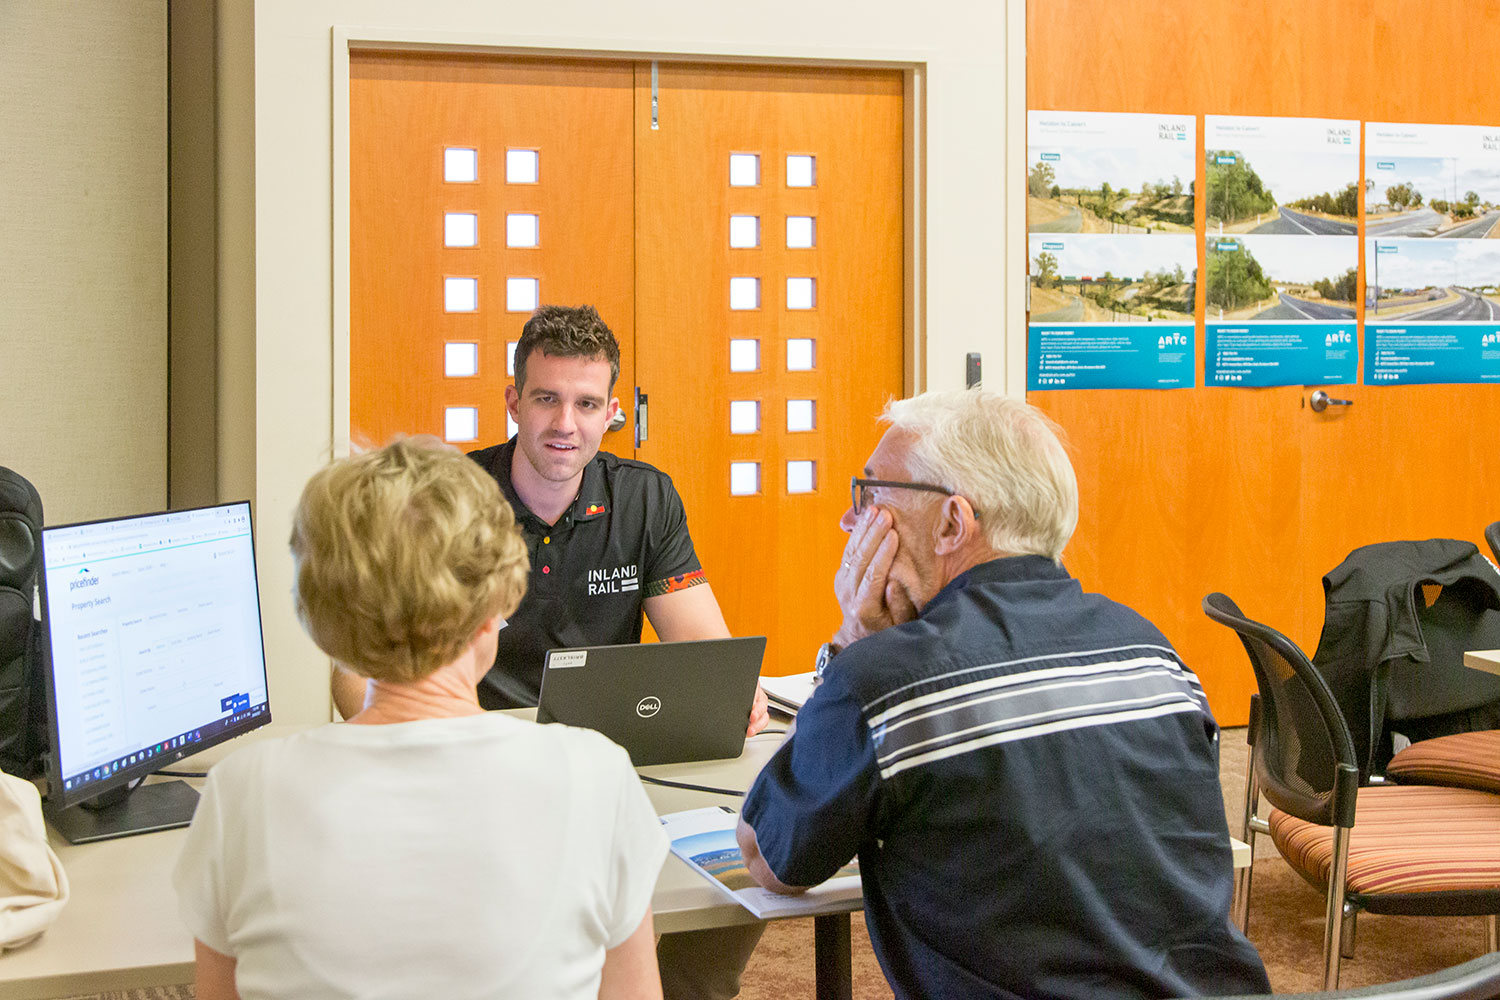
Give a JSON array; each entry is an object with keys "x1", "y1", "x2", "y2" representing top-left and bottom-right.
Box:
[{"x1": 636, "y1": 696, "x2": 662, "y2": 718}]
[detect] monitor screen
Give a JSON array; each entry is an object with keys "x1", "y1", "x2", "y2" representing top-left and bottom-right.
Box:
[{"x1": 39, "y1": 501, "x2": 270, "y2": 819}]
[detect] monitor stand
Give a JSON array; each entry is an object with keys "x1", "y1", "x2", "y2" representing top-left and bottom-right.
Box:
[{"x1": 47, "y1": 779, "x2": 201, "y2": 844}]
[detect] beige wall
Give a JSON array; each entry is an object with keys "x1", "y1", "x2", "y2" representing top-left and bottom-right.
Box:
[
  {"x1": 0, "y1": 1, "x2": 167, "y2": 525},
  {"x1": 226, "y1": 0, "x2": 1027, "y2": 722}
]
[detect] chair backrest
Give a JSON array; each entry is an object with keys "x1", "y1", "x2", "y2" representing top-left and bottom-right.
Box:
[
  {"x1": 1203, "y1": 593, "x2": 1360, "y2": 828},
  {"x1": 1206, "y1": 949, "x2": 1500, "y2": 999},
  {"x1": 1487, "y1": 521, "x2": 1500, "y2": 565}
]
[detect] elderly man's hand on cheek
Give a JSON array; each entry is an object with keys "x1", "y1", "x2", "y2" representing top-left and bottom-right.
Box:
[{"x1": 831, "y1": 506, "x2": 917, "y2": 651}]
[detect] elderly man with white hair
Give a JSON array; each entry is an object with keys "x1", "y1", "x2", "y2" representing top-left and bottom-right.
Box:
[{"x1": 737, "y1": 389, "x2": 1268, "y2": 1000}]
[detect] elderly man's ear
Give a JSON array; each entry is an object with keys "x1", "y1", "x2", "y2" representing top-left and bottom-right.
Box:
[{"x1": 933, "y1": 494, "x2": 980, "y2": 556}]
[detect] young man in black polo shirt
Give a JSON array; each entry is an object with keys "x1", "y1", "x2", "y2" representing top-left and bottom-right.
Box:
[{"x1": 333, "y1": 304, "x2": 768, "y2": 731}]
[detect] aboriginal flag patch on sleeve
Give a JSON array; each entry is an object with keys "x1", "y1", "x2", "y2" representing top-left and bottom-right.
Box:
[{"x1": 645, "y1": 569, "x2": 707, "y2": 598}]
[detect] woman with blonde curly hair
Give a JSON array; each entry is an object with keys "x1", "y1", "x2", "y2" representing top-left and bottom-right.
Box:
[{"x1": 175, "y1": 438, "x2": 666, "y2": 1000}]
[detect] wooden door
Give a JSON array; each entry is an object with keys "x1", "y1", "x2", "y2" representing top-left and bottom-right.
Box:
[
  {"x1": 1028, "y1": 0, "x2": 1500, "y2": 724},
  {"x1": 349, "y1": 53, "x2": 637, "y2": 453},
  {"x1": 632, "y1": 64, "x2": 906, "y2": 678},
  {"x1": 350, "y1": 55, "x2": 908, "y2": 677}
]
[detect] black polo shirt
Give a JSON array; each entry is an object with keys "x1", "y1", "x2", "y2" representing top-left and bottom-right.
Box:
[{"x1": 467, "y1": 438, "x2": 705, "y2": 709}]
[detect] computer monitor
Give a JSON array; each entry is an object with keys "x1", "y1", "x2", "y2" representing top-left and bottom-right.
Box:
[{"x1": 38, "y1": 501, "x2": 271, "y2": 843}]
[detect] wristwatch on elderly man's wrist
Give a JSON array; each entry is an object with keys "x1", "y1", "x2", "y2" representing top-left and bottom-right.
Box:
[{"x1": 813, "y1": 641, "x2": 838, "y2": 685}]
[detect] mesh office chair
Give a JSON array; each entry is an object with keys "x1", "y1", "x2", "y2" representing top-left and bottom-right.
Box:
[
  {"x1": 1204, "y1": 593, "x2": 1500, "y2": 990},
  {"x1": 1205, "y1": 950, "x2": 1500, "y2": 1000}
]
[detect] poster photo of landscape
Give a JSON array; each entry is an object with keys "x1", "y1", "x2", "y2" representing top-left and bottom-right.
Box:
[
  {"x1": 1363, "y1": 238, "x2": 1500, "y2": 385},
  {"x1": 1204, "y1": 115, "x2": 1359, "y2": 236},
  {"x1": 1203, "y1": 235, "x2": 1359, "y2": 385},
  {"x1": 1027, "y1": 110, "x2": 1195, "y2": 234},
  {"x1": 1205, "y1": 235, "x2": 1357, "y2": 322},
  {"x1": 1367, "y1": 122, "x2": 1500, "y2": 239},
  {"x1": 1027, "y1": 233, "x2": 1197, "y2": 390}
]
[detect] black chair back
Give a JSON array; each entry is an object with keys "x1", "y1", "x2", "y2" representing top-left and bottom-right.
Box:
[
  {"x1": 1204, "y1": 593, "x2": 1359, "y2": 828},
  {"x1": 1205, "y1": 949, "x2": 1500, "y2": 999},
  {"x1": 1487, "y1": 521, "x2": 1500, "y2": 565}
]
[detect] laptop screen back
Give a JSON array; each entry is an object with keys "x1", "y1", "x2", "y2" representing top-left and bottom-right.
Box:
[{"x1": 536, "y1": 636, "x2": 766, "y2": 766}]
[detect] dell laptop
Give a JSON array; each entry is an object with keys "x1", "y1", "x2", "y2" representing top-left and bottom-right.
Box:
[{"x1": 536, "y1": 636, "x2": 767, "y2": 766}]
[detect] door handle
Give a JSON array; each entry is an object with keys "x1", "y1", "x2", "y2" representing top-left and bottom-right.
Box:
[
  {"x1": 634, "y1": 388, "x2": 648, "y2": 447},
  {"x1": 1309, "y1": 390, "x2": 1353, "y2": 413}
]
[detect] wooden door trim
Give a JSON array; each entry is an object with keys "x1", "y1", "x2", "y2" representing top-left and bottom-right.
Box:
[{"x1": 333, "y1": 27, "x2": 926, "y2": 462}]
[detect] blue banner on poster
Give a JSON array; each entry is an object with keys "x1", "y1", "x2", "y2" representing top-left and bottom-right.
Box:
[
  {"x1": 1364, "y1": 324, "x2": 1500, "y2": 385},
  {"x1": 1028, "y1": 324, "x2": 1195, "y2": 390},
  {"x1": 1204, "y1": 322, "x2": 1358, "y2": 386}
]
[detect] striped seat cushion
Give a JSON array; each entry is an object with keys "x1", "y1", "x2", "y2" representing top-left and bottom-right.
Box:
[
  {"x1": 1385, "y1": 730, "x2": 1500, "y2": 794},
  {"x1": 1269, "y1": 784, "x2": 1500, "y2": 896}
]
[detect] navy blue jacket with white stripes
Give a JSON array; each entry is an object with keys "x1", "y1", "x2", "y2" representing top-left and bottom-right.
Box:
[{"x1": 742, "y1": 555, "x2": 1269, "y2": 1000}]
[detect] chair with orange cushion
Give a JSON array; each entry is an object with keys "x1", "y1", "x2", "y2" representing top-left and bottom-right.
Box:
[{"x1": 1204, "y1": 593, "x2": 1500, "y2": 990}]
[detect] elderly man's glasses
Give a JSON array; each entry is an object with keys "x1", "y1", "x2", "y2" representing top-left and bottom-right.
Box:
[{"x1": 850, "y1": 477, "x2": 954, "y2": 514}]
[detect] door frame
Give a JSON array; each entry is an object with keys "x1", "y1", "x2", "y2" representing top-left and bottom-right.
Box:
[{"x1": 330, "y1": 26, "x2": 929, "y2": 461}]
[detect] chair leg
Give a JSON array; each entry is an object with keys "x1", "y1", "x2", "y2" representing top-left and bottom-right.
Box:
[
  {"x1": 1233, "y1": 767, "x2": 1259, "y2": 933},
  {"x1": 1487, "y1": 913, "x2": 1498, "y2": 953},
  {"x1": 1322, "y1": 826, "x2": 1352, "y2": 990},
  {"x1": 1339, "y1": 904, "x2": 1357, "y2": 959}
]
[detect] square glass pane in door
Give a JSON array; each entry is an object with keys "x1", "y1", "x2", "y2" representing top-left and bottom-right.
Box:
[
  {"x1": 445, "y1": 342, "x2": 479, "y2": 377},
  {"x1": 729, "y1": 154, "x2": 760, "y2": 187},
  {"x1": 443, "y1": 147, "x2": 478, "y2": 183},
  {"x1": 730, "y1": 462, "x2": 760, "y2": 496},
  {"x1": 444, "y1": 213, "x2": 478, "y2": 247},
  {"x1": 785, "y1": 155, "x2": 816, "y2": 187},
  {"x1": 786, "y1": 339, "x2": 815, "y2": 371},
  {"x1": 729, "y1": 400, "x2": 760, "y2": 434},
  {"x1": 786, "y1": 399, "x2": 815, "y2": 432},
  {"x1": 444, "y1": 277, "x2": 478, "y2": 312},
  {"x1": 506, "y1": 149, "x2": 539, "y2": 184},
  {"x1": 729, "y1": 339, "x2": 760, "y2": 372},
  {"x1": 729, "y1": 277, "x2": 760, "y2": 310},
  {"x1": 729, "y1": 215, "x2": 760, "y2": 249},
  {"x1": 786, "y1": 216, "x2": 816, "y2": 248}
]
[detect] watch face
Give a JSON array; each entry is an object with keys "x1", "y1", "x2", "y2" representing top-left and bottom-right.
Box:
[{"x1": 814, "y1": 642, "x2": 832, "y2": 683}]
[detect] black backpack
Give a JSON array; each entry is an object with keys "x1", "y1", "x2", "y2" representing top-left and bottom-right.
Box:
[{"x1": 0, "y1": 466, "x2": 47, "y2": 778}]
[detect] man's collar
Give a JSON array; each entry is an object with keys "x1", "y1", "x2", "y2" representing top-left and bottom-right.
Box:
[{"x1": 923, "y1": 554, "x2": 1071, "y2": 614}]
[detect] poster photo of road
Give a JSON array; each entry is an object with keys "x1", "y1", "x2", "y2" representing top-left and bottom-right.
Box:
[
  {"x1": 1205, "y1": 235, "x2": 1358, "y2": 322},
  {"x1": 1366, "y1": 122, "x2": 1500, "y2": 239},
  {"x1": 1365, "y1": 239, "x2": 1500, "y2": 322},
  {"x1": 1204, "y1": 115, "x2": 1359, "y2": 236},
  {"x1": 1027, "y1": 110, "x2": 1194, "y2": 234},
  {"x1": 1029, "y1": 234, "x2": 1196, "y2": 324}
]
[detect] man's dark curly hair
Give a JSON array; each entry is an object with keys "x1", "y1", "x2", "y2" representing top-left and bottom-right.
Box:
[{"x1": 513, "y1": 305, "x2": 621, "y2": 391}]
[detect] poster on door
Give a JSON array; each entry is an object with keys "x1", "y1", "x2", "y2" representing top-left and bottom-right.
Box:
[
  {"x1": 1028, "y1": 234, "x2": 1196, "y2": 390},
  {"x1": 1026, "y1": 110, "x2": 1197, "y2": 389},
  {"x1": 1366, "y1": 122, "x2": 1500, "y2": 240},
  {"x1": 1203, "y1": 115, "x2": 1359, "y2": 386},
  {"x1": 1363, "y1": 122, "x2": 1500, "y2": 384},
  {"x1": 1364, "y1": 239, "x2": 1500, "y2": 384}
]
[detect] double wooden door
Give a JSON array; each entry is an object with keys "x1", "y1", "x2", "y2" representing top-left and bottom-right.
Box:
[
  {"x1": 349, "y1": 53, "x2": 906, "y2": 677},
  {"x1": 1028, "y1": 0, "x2": 1500, "y2": 723}
]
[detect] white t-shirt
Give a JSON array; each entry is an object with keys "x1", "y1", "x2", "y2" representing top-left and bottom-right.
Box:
[{"x1": 174, "y1": 713, "x2": 667, "y2": 1000}]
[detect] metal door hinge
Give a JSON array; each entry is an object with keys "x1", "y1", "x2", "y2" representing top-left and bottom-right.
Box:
[{"x1": 650, "y1": 61, "x2": 659, "y2": 130}]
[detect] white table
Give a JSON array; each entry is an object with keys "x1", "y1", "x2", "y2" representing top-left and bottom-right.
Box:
[
  {"x1": 1464, "y1": 648, "x2": 1500, "y2": 676},
  {"x1": 0, "y1": 719, "x2": 1249, "y2": 999}
]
